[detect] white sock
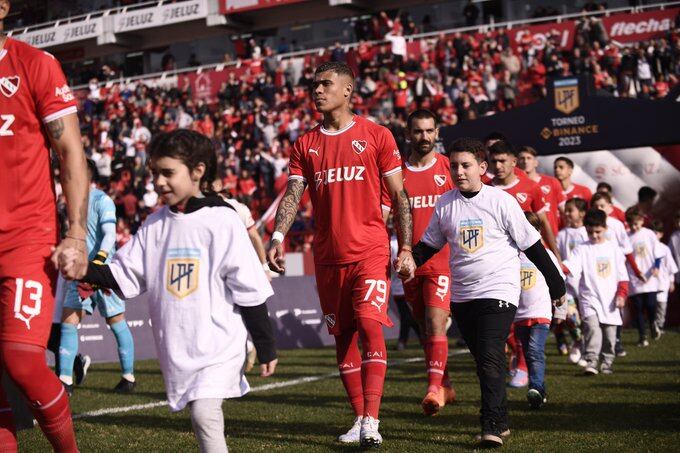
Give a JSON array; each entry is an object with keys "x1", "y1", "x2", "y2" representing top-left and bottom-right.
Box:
[
  {"x1": 122, "y1": 373, "x2": 135, "y2": 382},
  {"x1": 60, "y1": 375, "x2": 73, "y2": 385},
  {"x1": 189, "y1": 399, "x2": 227, "y2": 453}
]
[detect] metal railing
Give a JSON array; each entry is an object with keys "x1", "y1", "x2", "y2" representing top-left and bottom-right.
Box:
[{"x1": 71, "y1": 0, "x2": 680, "y2": 91}]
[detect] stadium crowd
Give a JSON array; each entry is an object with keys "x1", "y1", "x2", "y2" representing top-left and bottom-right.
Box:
[{"x1": 57, "y1": 9, "x2": 680, "y2": 251}]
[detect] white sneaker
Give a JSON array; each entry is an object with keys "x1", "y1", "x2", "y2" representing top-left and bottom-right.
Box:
[
  {"x1": 584, "y1": 366, "x2": 599, "y2": 375},
  {"x1": 337, "y1": 416, "x2": 362, "y2": 443},
  {"x1": 577, "y1": 359, "x2": 588, "y2": 368},
  {"x1": 568, "y1": 345, "x2": 582, "y2": 364},
  {"x1": 360, "y1": 416, "x2": 382, "y2": 448}
]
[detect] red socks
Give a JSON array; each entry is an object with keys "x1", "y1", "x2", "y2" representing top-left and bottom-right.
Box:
[
  {"x1": 0, "y1": 342, "x2": 78, "y2": 452},
  {"x1": 357, "y1": 318, "x2": 387, "y2": 419},
  {"x1": 335, "y1": 331, "x2": 364, "y2": 416},
  {"x1": 424, "y1": 335, "x2": 448, "y2": 394}
]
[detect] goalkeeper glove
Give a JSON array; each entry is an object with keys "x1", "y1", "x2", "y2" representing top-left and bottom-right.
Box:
[
  {"x1": 79, "y1": 250, "x2": 111, "y2": 299},
  {"x1": 93, "y1": 250, "x2": 108, "y2": 265}
]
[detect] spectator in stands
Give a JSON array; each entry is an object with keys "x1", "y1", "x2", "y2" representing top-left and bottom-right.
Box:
[{"x1": 463, "y1": 0, "x2": 480, "y2": 26}]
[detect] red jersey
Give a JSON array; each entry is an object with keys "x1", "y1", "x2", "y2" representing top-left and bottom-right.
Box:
[
  {"x1": 493, "y1": 177, "x2": 548, "y2": 213},
  {"x1": 0, "y1": 38, "x2": 78, "y2": 253},
  {"x1": 531, "y1": 174, "x2": 565, "y2": 235},
  {"x1": 482, "y1": 167, "x2": 526, "y2": 184},
  {"x1": 564, "y1": 183, "x2": 592, "y2": 204},
  {"x1": 288, "y1": 115, "x2": 402, "y2": 264},
  {"x1": 610, "y1": 205, "x2": 627, "y2": 226},
  {"x1": 403, "y1": 155, "x2": 454, "y2": 276}
]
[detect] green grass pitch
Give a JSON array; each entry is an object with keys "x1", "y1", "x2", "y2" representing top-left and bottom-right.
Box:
[{"x1": 18, "y1": 329, "x2": 680, "y2": 452}]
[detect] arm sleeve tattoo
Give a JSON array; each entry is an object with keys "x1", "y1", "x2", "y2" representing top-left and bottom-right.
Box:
[
  {"x1": 46, "y1": 118, "x2": 65, "y2": 140},
  {"x1": 273, "y1": 179, "x2": 306, "y2": 237},
  {"x1": 394, "y1": 188, "x2": 413, "y2": 248}
]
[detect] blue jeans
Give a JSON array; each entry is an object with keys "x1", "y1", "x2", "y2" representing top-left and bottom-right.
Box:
[
  {"x1": 631, "y1": 292, "x2": 657, "y2": 341},
  {"x1": 514, "y1": 323, "x2": 550, "y2": 394}
]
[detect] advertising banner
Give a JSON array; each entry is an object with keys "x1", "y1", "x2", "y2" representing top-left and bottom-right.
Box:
[
  {"x1": 114, "y1": 0, "x2": 207, "y2": 33},
  {"x1": 13, "y1": 17, "x2": 103, "y2": 48},
  {"x1": 220, "y1": 0, "x2": 307, "y2": 15}
]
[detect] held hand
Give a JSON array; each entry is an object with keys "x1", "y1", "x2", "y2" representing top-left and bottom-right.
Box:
[
  {"x1": 267, "y1": 240, "x2": 285, "y2": 274},
  {"x1": 260, "y1": 358, "x2": 278, "y2": 377},
  {"x1": 615, "y1": 296, "x2": 626, "y2": 308},
  {"x1": 52, "y1": 237, "x2": 88, "y2": 280},
  {"x1": 553, "y1": 294, "x2": 567, "y2": 307},
  {"x1": 395, "y1": 250, "x2": 415, "y2": 283}
]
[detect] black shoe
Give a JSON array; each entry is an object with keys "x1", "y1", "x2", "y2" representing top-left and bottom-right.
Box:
[
  {"x1": 113, "y1": 377, "x2": 136, "y2": 394},
  {"x1": 74, "y1": 354, "x2": 91, "y2": 386},
  {"x1": 615, "y1": 343, "x2": 627, "y2": 357},
  {"x1": 62, "y1": 381, "x2": 73, "y2": 397},
  {"x1": 478, "y1": 419, "x2": 506, "y2": 447},
  {"x1": 527, "y1": 388, "x2": 546, "y2": 409}
]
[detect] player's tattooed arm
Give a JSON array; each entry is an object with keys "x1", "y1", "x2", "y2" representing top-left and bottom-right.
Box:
[
  {"x1": 268, "y1": 178, "x2": 306, "y2": 273},
  {"x1": 48, "y1": 112, "x2": 90, "y2": 280},
  {"x1": 394, "y1": 187, "x2": 413, "y2": 247},
  {"x1": 273, "y1": 178, "x2": 306, "y2": 236}
]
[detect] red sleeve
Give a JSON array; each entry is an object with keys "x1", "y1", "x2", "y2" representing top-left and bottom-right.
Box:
[
  {"x1": 582, "y1": 186, "x2": 593, "y2": 204},
  {"x1": 531, "y1": 184, "x2": 548, "y2": 213},
  {"x1": 625, "y1": 253, "x2": 643, "y2": 278},
  {"x1": 29, "y1": 51, "x2": 78, "y2": 122},
  {"x1": 376, "y1": 126, "x2": 402, "y2": 177},
  {"x1": 616, "y1": 281, "x2": 629, "y2": 299},
  {"x1": 288, "y1": 138, "x2": 306, "y2": 182},
  {"x1": 553, "y1": 178, "x2": 567, "y2": 206}
]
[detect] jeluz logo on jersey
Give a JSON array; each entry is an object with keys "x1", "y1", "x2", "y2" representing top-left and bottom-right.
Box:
[
  {"x1": 596, "y1": 257, "x2": 611, "y2": 279},
  {"x1": 409, "y1": 194, "x2": 440, "y2": 209},
  {"x1": 55, "y1": 84, "x2": 75, "y2": 103},
  {"x1": 351, "y1": 140, "x2": 367, "y2": 154},
  {"x1": 459, "y1": 219, "x2": 483, "y2": 253},
  {"x1": 166, "y1": 248, "x2": 200, "y2": 299},
  {"x1": 314, "y1": 166, "x2": 365, "y2": 190},
  {"x1": 434, "y1": 174, "x2": 447, "y2": 187},
  {"x1": 0, "y1": 76, "x2": 20, "y2": 98},
  {"x1": 520, "y1": 266, "x2": 537, "y2": 290}
]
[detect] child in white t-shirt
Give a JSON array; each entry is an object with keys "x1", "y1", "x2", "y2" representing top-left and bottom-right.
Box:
[
  {"x1": 650, "y1": 221, "x2": 678, "y2": 338},
  {"x1": 555, "y1": 197, "x2": 588, "y2": 364},
  {"x1": 626, "y1": 207, "x2": 664, "y2": 347},
  {"x1": 563, "y1": 209, "x2": 629, "y2": 375},
  {"x1": 64, "y1": 130, "x2": 277, "y2": 453},
  {"x1": 515, "y1": 212, "x2": 565, "y2": 409}
]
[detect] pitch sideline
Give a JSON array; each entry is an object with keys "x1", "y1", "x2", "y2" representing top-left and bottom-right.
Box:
[{"x1": 72, "y1": 349, "x2": 469, "y2": 420}]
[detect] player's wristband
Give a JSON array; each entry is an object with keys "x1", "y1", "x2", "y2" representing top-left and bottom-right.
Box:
[
  {"x1": 271, "y1": 231, "x2": 284, "y2": 244},
  {"x1": 92, "y1": 250, "x2": 108, "y2": 265}
]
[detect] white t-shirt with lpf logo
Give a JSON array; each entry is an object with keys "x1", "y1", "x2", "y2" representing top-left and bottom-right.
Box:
[
  {"x1": 627, "y1": 227, "x2": 664, "y2": 295},
  {"x1": 563, "y1": 241, "x2": 628, "y2": 325},
  {"x1": 517, "y1": 249, "x2": 564, "y2": 321},
  {"x1": 109, "y1": 205, "x2": 274, "y2": 411},
  {"x1": 420, "y1": 184, "x2": 541, "y2": 305}
]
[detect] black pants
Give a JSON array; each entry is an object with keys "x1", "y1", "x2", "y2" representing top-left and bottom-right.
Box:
[
  {"x1": 452, "y1": 298, "x2": 516, "y2": 431},
  {"x1": 394, "y1": 295, "x2": 420, "y2": 343},
  {"x1": 631, "y1": 292, "x2": 657, "y2": 341}
]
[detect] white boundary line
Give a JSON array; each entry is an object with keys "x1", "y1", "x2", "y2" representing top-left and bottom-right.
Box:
[{"x1": 73, "y1": 349, "x2": 469, "y2": 420}]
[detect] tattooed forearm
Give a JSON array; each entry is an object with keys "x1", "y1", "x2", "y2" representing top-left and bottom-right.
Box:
[
  {"x1": 46, "y1": 118, "x2": 65, "y2": 140},
  {"x1": 394, "y1": 188, "x2": 413, "y2": 247},
  {"x1": 273, "y1": 179, "x2": 306, "y2": 237}
]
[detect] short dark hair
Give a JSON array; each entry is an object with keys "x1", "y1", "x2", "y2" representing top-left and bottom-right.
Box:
[
  {"x1": 518, "y1": 145, "x2": 537, "y2": 157},
  {"x1": 314, "y1": 61, "x2": 355, "y2": 80},
  {"x1": 596, "y1": 182, "x2": 612, "y2": 193},
  {"x1": 149, "y1": 129, "x2": 217, "y2": 195},
  {"x1": 625, "y1": 206, "x2": 644, "y2": 224},
  {"x1": 584, "y1": 208, "x2": 607, "y2": 228},
  {"x1": 447, "y1": 137, "x2": 487, "y2": 163},
  {"x1": 524, "y1": 211, "x2": 541, "y2": 232},
  {"x1": 591, "y1": 192, "x2": 612, "y2": 205},
  {"x1": 488, "y1": 140, "x2": 516, "y2": 157},
  {"x1": 554, "y1": 156, "x2": 574, "y2": 168},
  {"x1": 86, "y1": 158, "x2": 99, "y2": 183},
  {"x1": 638, "y1": 186, "x2": 657, "y2": 203},
  {"x1": 565, "y1": 197, "x2": 588, "y2": 213},
  {"x1": 407, "y1": 109, "x2": 438, "y2": 130},
  {"x1": 484, "y1": 131, "x2": 507, "y2": 145},
  {"x1": 650, "y1": 219, "x2": 664, "y2": 233}
]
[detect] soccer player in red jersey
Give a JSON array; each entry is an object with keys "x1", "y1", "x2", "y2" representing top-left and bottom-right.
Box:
[
  {"x1": 397, "y1": 110, "x2": 456, "y2": 416},
  {"x1": 553, "y1": 156, "x2": 593, "y2": 204},
  {"x1": 0, "y1": 2, "x2": 88, "y2": 450},
  {"x1": 267, "y1": 62, "x2": 413, "y2": 448},
  {"x1": 488, "y1": 142, "x2": 560, "y2": 260},
  {"x1": 517, "y1": 146, "x2": 565, "y2": 236}
]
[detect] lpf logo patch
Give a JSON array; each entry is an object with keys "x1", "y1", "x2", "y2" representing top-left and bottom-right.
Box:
[
  {"x1": 434, "y1": 174, "x2": 447, "y2": 187},
  {"x1": 634, "y1": 242, "x2": 647, "y2": 258},
  {"x1": 165, "y1": 248, "x2": 201, "y2": 299},
  {"x1": 596, "y1": 257, "x2": 611, "y2": 279},
  {"x1": 459, "y1": 219, "x2": 483, "y2": 253},
  {"x1": 554, "y1": 78, "x2": 580, "y2": 115},
  {"x1": 520, "y1": 267, "x2": 537, "y2": 290},
  {"x1": 0, "y1": 76, "x2": 20, "y2": 98},
  {"x1": 324, "y1": 313, "x2": 336, "y2": 328},
  {"x1": 351, "y1": 140, "x2": 367, "y2": 154}
]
